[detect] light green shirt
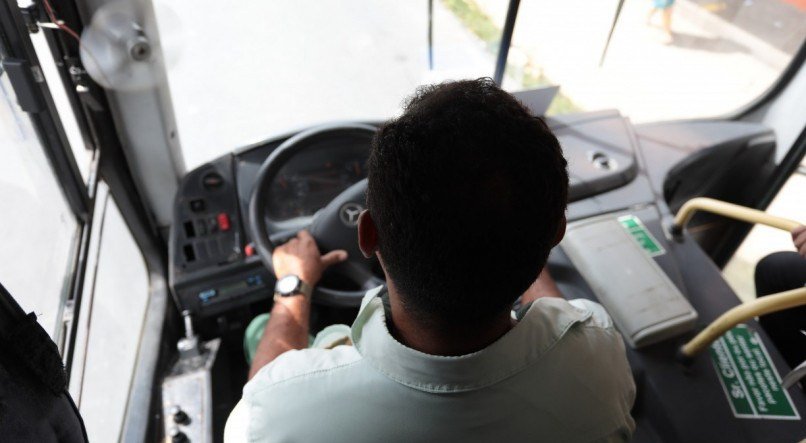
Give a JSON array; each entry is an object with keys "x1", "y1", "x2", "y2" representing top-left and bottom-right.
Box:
[{"x1": 225, "y1": 287, "x2": 635, "y2": 442}]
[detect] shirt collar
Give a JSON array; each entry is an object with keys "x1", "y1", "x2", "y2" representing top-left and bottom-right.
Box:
[{"x1": 351, "y1": 286, "x2": 592, "y2": 393}]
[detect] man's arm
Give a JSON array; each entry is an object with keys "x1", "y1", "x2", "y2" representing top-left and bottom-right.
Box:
[{"x1": 248, "y1": 231, "x2": 347, "y2": 380}]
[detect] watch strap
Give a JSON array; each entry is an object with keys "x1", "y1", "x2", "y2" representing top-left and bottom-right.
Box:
[{"x1": 298, "y1": 280, "x2": 313, "y2": 298}]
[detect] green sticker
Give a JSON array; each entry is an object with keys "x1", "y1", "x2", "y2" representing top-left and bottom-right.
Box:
[
  {"x1": 617, "y1": 215, "x2": 665, "y2": 257},
  {"x1": 709, "y1": 324, "x2": 800, "y2": 420}
]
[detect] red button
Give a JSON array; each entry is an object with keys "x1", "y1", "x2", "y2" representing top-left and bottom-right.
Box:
[
  {"x1": 244, "y1": 244, "x2": 255, "y2": 257},
  {"x1": 217, "y1": 213, "x2": 231, "y2": 231}
]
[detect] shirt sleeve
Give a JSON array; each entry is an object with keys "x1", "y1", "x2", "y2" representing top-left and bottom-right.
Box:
[
  {"x1": 223, "y1": 399, "x2": 250, "y2": 443},
  {"x1": 567, "y1": 298, "x2": 614, "y2": 329},
  {"x1": 226, "y1": 346, "x2": 363, "y2": 442},
  {"x1": 568, "y1": 298, "x2": 637, "y2": 440}
]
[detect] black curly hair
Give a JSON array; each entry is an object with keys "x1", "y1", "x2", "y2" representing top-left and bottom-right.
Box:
[{"x1": 367, "y1": 78, "x2": 568, "y2": 325}]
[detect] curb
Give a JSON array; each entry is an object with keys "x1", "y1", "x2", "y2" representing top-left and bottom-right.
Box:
[{"x1": 676, "y1": 0, "x2": 791, "y2": 70}]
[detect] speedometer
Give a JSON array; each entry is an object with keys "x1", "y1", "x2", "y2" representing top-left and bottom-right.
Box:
[
  {"x1": 267, "y1": 173, "x2": 308, "y2": 219},
  {"x1": 265, "y1": 140, "x2": 369, "y2": 220}
]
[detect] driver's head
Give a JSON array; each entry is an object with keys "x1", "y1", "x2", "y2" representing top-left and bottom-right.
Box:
[{"x1": 363, "y1": 78, "x2": 568, "y2": 325}]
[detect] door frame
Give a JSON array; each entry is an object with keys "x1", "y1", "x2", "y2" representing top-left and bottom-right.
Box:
[{"x1": 1, "y1": 1, "x2": 172, "y2": 440}]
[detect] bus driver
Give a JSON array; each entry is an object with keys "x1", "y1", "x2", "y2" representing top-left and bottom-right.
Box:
[{"x1": 225, "y1": 79, "x2": 636, "y2": 442}]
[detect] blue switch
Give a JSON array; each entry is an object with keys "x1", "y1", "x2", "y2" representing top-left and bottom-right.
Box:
[{"x1": 198, "y1": 288, "x2": 217, "y2": 304}]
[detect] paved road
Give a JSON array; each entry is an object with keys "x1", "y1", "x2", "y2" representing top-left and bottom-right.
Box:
[{"x1": 159, "y1": 0, "x2": 496, "y2": 169}]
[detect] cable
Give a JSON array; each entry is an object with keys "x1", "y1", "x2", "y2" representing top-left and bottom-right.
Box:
[
  {"x1": 41, "y1": 0, "x2": 81, "y2": 42},
  {"x1": 40, "y1": 0, "x2": 113, "y2": 88}
]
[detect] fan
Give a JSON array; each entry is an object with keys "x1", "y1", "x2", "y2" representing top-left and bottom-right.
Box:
[{"x1": 79, "y1": 0, "x2": 183, "y2": 91}]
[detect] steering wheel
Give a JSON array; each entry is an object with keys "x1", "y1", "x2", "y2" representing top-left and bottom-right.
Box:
[{"x1": 248, "y1": 123, "x2": 385, "y2": 307}]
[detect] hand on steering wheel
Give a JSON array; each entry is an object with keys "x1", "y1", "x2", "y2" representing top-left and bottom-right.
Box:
[
  {"x1": 248, "y1": 123, "x2": 384, "y2": 307},
  {"x1": 272, "y1": 230, "x2": 348, "y2": 286}
]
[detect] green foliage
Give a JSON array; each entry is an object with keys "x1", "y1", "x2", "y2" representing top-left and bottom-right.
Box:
[
  {"x1": 439, "y1": 0, "x2": 581, "y2": 115},
  {"x1": 441, "y1": 0, "x2": 500, "y2": 45}
]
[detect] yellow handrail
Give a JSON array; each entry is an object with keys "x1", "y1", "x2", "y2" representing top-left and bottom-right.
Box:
[
  {"x1": 679, "y1": 287, "x2": 806, "y2": 359},
  {"x1": 671, "y1": 197, "x2": 800, "y2": 236},
  {"x1": 671, "y1": 197, "x2": 804, "y2": 361}
]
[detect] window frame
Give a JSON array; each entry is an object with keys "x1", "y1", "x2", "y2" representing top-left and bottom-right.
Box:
[
  {"x1": 1, "y1": 1, "x2": 89, "y2": 218},
  {"x1": 1, "y1": 0, "x2": 102, "y2": 382},
  {"x1": 2, "y1": 3, "x2": 171, "y2": 438},
  {"x1": 734, "y1": 40, "x2": 806, "y2": 120}
]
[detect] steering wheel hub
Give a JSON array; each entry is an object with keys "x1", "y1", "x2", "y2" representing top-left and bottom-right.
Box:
[{"x1": 339, "y1": 203, "x2": 364, "y2": 227}]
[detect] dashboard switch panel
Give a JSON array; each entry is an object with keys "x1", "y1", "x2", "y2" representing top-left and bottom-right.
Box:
[
  {"x1": 170, "y1": 155, "x2": 273, "y2": 316},
  {"x1": 189, "y1": 198, "x2": 205, "y2": 212},
  {"x1": 217, "y1": 213, "x2": 231, "y2": 231}
]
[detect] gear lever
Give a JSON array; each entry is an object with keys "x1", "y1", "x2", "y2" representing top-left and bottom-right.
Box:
[{"x1": 177, "y1": 310, "x2": 201, "y2": 359}]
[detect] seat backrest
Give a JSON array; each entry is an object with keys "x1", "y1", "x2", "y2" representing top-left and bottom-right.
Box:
[{"x1": 0, "y1": 282, "x2": 88, "y2": 443}]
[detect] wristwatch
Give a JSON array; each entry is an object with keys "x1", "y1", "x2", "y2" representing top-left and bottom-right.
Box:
[{"x1": 274, "y1": 275, "x2": 313, "y2": 300}]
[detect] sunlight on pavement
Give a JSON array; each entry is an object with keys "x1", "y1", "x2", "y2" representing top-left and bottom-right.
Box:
[{"x1": 475, "y1": 0, "x2": 805, "y2": 122}]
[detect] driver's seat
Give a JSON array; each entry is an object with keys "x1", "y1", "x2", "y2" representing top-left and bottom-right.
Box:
[{"x1": 0, "y1": 282, "x2": 88, "y2": 443}]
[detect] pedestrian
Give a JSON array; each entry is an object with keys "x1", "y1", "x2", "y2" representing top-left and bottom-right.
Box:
[{"x1": 647, "y1": 0, "x2": 675, "y2": 43}]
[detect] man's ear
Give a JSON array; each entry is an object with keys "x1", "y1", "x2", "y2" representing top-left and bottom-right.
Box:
[
  {"x1": 553, "y1": 216, "x2": 567, "y2": 247},
  {"x1": 358, "y1": 210, "x2": 378, "y2": 258}
]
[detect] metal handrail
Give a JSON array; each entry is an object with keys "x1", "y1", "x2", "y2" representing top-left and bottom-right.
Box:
[
  {"x1": 679, "y1": 287, "x2": 806, "y2": 360},
  {"x1": 671, "y1": 197, "x2": 800, "y2": 237},
  {"x1": 672, "y1": 197, "x2": 804, "y2": 362}
]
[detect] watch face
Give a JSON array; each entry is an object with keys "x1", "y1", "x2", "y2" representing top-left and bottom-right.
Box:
[{"x1": 276, "y1": 275, "x2": 300, "y2": 294}]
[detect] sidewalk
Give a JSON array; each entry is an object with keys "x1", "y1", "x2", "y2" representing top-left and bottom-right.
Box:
[
  {"x1": 472, "y1": 0, "x2": 805, "y2": 123},
  {"x1": 687, "y1": 0, "x2": 806, "y2": 55}
]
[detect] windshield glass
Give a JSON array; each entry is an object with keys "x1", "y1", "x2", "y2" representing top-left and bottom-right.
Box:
[
  {"x1": 1, "y1": 58, "x2": 79, "y2": 340},
  {"x1": 161, "y1": 0, "x2": 506, "y2": 169},
  {"x1": 158, "y1": 0, "x2": 806, "y2": 169},
  {"x1": 507, "y1": 0, "x2": 806, "y2": 123}
]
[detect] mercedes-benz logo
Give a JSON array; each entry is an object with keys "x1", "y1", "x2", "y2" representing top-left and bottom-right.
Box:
[{"x1": 339, "y1": 202, "x2": 364, "y2": 227}]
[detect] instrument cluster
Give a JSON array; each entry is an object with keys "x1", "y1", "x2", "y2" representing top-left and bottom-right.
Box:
[{"x1": 265, "y1": 145, "x2": 367, "y2": 220}]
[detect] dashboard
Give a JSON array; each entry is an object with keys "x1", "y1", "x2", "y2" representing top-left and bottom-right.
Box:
[
  {"x1": 169, "y1": 130, "x2": 376, "y2": 316},
  {"x1": 164, "y1": 116, "x2": 806, "y2": 442},
  {"x1": 169, "y1": 112, "x2": 641, "y2": 317}
]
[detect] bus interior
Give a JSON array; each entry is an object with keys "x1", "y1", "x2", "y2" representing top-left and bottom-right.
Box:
[{"x1": 1, "y1": 0, "x2": 805, "y2": 441}]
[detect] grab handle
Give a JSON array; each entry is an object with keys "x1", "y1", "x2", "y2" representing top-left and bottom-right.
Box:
[
  {"x1": 678, "y1": 287, "x2": 806, "y2": 362},
  {"x1": 670, "y1": 197, "x2": 800, "y2": 238}
]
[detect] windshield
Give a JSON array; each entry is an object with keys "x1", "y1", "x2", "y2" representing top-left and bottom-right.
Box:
[
  {"x1": 161, "y1": 0, "x2": 506, "y2": 169},
  {"x1": 158, "y1": 0, "x2": 806, "y2": 169}
]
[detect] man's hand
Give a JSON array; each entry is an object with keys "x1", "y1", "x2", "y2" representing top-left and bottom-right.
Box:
[
  {"x1": 272, "y1": 230, "x2": 348, "y2": 285},
  {"x1": 793, "y1": 225, "x2": 806, "y2": 258},
  {"x1": 248, "y1": 231, "x2": 347, "y2": 380}
]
